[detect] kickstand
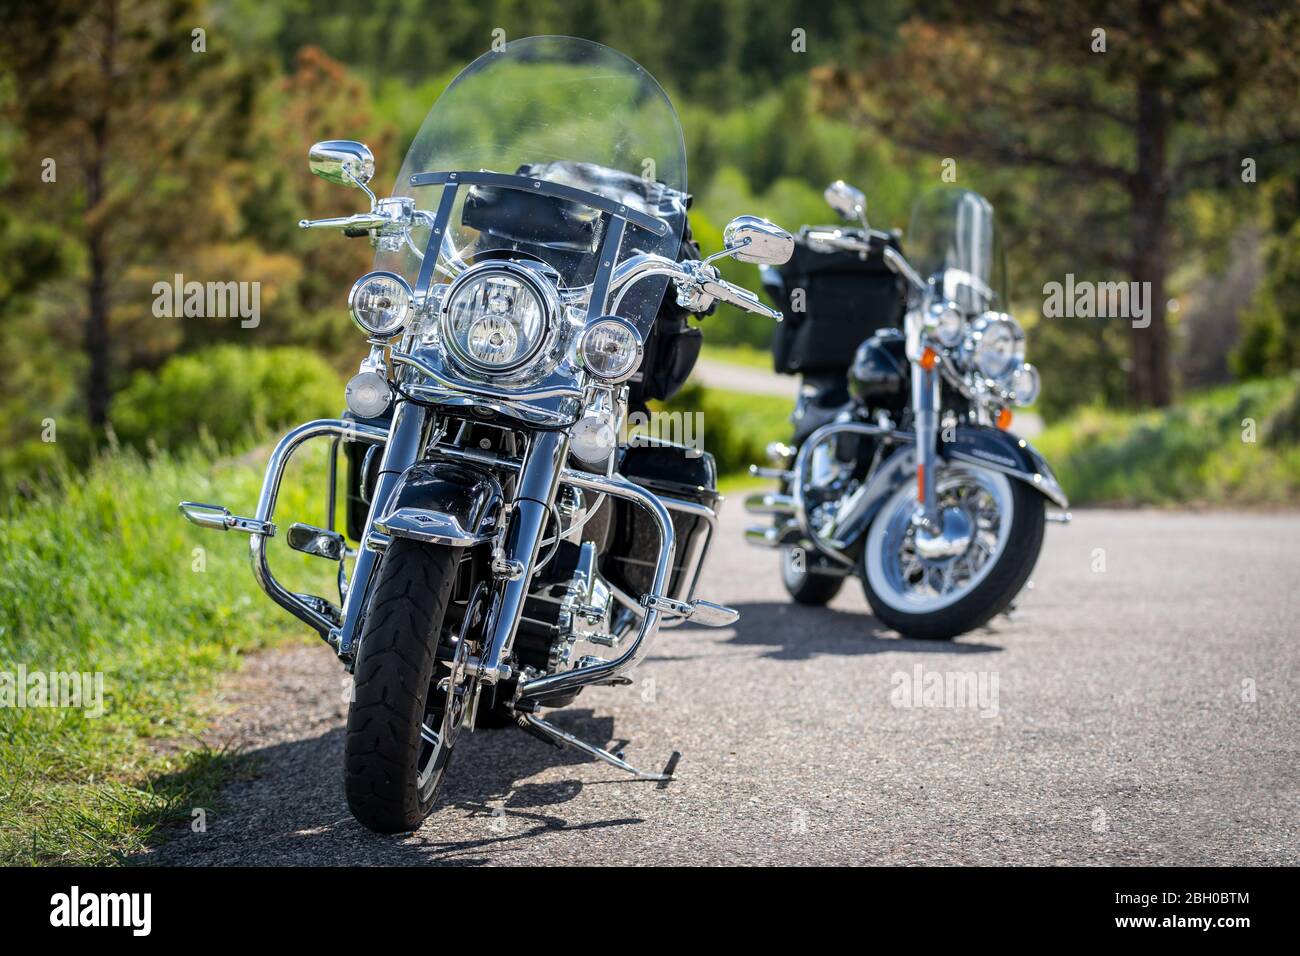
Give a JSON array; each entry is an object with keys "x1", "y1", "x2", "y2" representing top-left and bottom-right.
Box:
[{"x1": 518, "y1": 713, "x2": 675, "y2": 782}]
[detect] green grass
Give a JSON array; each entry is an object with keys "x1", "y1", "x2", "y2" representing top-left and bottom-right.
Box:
[
  {"x1": 698, "y1": 342, "x2": 774, "y2": 371},
  {"x1": 0, "y1": 436, "x2": 343, "y2": 865},
  {"x1": 1035, "y1": 374, "x2": 1300, "y2": 506},
  {"x1": 655, "y1": 384, "x2": 792, "y2": 479}
]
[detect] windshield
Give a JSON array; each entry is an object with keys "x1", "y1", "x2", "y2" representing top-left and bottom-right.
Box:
[
  {"x1": 907, "y1": 188, "x2": 1006, "y2": 314},
  {"x1": 375, "y1": 36, "x2": 687, "y2": 336}
]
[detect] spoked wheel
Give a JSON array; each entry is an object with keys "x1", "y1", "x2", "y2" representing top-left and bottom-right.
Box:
[
  {"x1": 780, "y1": 544, "x2": 845, "y2": 606},
  {"x1": 860, "y1": 464, "x2": 1044, "y2": 641},
  {"x1": 344, "y1": 539, "x2": 474, "y2": 833}
]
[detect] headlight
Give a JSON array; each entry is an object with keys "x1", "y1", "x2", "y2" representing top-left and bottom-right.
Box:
[
  {"x1": 929, "y1": 301, "x2": 965, "y2": 348},
  {"x1": 578, "y1": 317, "x2": 643, "y2": 382},
  {"x1": 1010, "y1": 363, "x2": 1041, "y2": 407},
  {"x1": 442, "y1": 263, "x2": 553, "y2": 374},
  {"x1": 973, "y1": 312, "x2": 1025, "y2": 382},
  {"x1": 348, "y1": 271, "x2": 411, "y2": 337}
]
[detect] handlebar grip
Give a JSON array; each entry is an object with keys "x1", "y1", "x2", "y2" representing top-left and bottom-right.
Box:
[{"x1": 342, "y1": 226, "x2": 371, "y2": 238}]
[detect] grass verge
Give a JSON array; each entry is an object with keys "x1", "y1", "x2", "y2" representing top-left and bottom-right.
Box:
[
  {"x1": 0, "y1": 436, "x2": 340, "y2": 864},
  {"x1": 1034, "y1": 374, "x2": 1300, "y2": 506}
]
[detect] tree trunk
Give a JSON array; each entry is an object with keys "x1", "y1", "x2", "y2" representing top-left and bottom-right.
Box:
[
  {"x1": 1129, "y1": 0, "x2": 1173, "y2": 408},
  {"x1": 84, "y1": 0, "x2": 117, "y2": 429}
]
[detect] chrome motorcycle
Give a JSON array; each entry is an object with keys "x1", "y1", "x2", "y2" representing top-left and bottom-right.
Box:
[
  {"x1": 747, "y1": 182, "x2": 1068, "y2": 641},
  {"x1": 180, "y1": 37, "x2": 791, "y2": 832}
]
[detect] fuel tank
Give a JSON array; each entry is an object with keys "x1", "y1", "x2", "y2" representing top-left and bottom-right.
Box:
[{"x1": 847, "y1": 327, "x2": 908, "y2": 409}]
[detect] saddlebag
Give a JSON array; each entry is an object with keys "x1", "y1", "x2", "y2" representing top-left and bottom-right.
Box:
[
  {"x1": 769, "y1": 230, "x2": 907, "y2": 377},
  {"x1": 602, "y1": 439, "x2": 719, "y2": 602}
]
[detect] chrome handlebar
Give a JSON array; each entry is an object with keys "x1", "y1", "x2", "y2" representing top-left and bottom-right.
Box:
[
  {"x1": 297, "y1": 211, "x2": 392, "y2": 232},
  {"x1": 608, "y1": 253, "x2": 782, "y2": 321},
  {"x1": 804, "y1": 228, "x2": 928, "y2": 293}
]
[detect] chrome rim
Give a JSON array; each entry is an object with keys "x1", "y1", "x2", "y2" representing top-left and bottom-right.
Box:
[
  {"x1": 865, "y1": 466, "x2": 1013, "y2": 614},
  {"x1": 416, "y1": 636, "x2": 471, "y2": 794},
  {"x1": 416, "y1": 584, "x2": 486, "y2": 796}
]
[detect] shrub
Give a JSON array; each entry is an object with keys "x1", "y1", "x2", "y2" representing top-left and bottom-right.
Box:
[{"x1": 109, "y1": 345, "x2": 343, "y2": 453}]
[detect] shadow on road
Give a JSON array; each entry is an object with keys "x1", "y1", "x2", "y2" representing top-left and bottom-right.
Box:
[
  {"x1": 718, "y1": 601, "x2": 1003, "y2": 660},
  {"x1": 141, "y1": 709, "x2": 649, "y2": 866}
]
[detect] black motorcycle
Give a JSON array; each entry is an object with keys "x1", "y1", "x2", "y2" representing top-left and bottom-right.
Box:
[
  {"x1": 180, "y1": 37, "x2": 792, "y2": 832},
  {"x1": 747, "y1": 181, "x2": 1069, "y2": 640}
]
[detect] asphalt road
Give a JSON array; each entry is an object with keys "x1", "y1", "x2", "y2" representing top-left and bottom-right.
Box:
[{"x1": 146, "y1": 507, "x2": 1299, "y2": 866}]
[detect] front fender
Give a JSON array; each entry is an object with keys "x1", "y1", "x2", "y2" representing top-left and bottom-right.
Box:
[
  {"x1": 371, "y1": 459, "x2": 504, "y2": 548},
  {"x1": 945, "y1": 426, "x2": 1069, "y2": 509}
]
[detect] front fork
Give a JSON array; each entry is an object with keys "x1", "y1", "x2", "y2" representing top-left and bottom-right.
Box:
[
  {"x1": 334, "y1": 399, "x2": 433, "y2": 659},
  {"x1": 912, "y1": 353, "x2": 941, "y2": 529},
  {"x1": 336, "y1": 402, "x2": 568, "y2": 680}
]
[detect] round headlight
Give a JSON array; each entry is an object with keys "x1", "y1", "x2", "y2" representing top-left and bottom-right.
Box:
[
  {"x1": 348, "y1": 271, "x2": 411, "y2": 338},
  {"x1": 442, "y1": 265, "x2": 551, "y2": 373},
  {"x1": 930, "y1": 302, "x2": 965, "y2": 348},
  {"x1": 1010, "y1": 362, "x2": 1041, "y2": 407},
  {"x1": 973, "y1": 313, "x2": 1025, "y2": 382},
  {"x1": 578, "y1": 317, "x2": 643, "y2": 382}
]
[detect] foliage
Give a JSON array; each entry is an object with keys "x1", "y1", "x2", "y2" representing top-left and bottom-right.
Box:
[
  {"x1": 655, "y1": 383, "x2": 791, "y2": 478},
  {"x1": 816, "y1": 0, "x2": 1300, "y2": 409},
  {"x1": 1034, "y1": 375, "x2": 1300, "y2": 506},
  {"x1": 108, "y1": 345, "x2": 343, "y2": 454}
]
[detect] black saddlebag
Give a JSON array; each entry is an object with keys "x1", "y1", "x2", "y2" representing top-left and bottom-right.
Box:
[
  {"x1": 602, "y1": 440, "x2": 719, "y2": 602},
  {"x1": 768, "y1": 230, "x2": 907, "y2": 377}
]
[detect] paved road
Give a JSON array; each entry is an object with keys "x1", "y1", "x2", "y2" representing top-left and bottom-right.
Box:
[{"x1": 147, "y1": 508, "x2": 1299, "y2": 866}]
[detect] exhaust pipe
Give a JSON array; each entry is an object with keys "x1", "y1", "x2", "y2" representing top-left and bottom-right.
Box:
[{"x1": 743, "y1": 491, "x2": 796, "y2": 516}]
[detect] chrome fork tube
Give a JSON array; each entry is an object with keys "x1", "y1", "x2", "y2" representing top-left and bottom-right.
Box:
[
  {"x1": 913, "y1": 360, "x2": 940, "y2": 524},
  {"x1": 334, "y1": 400, "x2": 429, "y2": 659},
  {"x1": 476, "y1": 430, "x2": 568, "y2": 683}
]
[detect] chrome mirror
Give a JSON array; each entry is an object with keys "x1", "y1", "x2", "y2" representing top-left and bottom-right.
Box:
[
  {"x1": 720, "y1": 215, "x2": 795, "y2": 266},
  {"x1": 825, "y1": 180, "x2": 867, "y2": 224},
  {"x1": 308, "y1": 140, "x2": 376, "y2": 189}
]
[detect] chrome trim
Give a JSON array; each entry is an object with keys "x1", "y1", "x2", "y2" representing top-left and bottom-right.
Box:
[
  {"x1": 947, "y1": 450, "x2": 1070, "y2": 509},
  {"x1": 244, "y1": 419, "x2": 388, "y2": 637},
  {"x1": 521, "y1": 713, "x2": 672, "y2": 781},
  {"x1": 519, "y1": 470, "x2": 676, "y2": 701},
  {"x1": 372, "y1": 507, "x2": 493, "y2": 548},
  {"x1": 391, "y1": 350, "x2": 583, "y2": 404},
  {"x1": 790, "y1": 421, "x2": 915, "y2": 567},
  {"x1": 743, "y1": 491, "x2": 795, "y2": 516}
]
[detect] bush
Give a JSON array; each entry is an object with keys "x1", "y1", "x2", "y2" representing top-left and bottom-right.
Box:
[
  {"x1": 109, "y1": 345, "x2": 343, "y2": 453},
  {"x1": 1034, "y1": 375, "x2": 1300, "y2": 506}
]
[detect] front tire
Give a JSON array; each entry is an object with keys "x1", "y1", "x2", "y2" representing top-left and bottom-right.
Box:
[
  {"x1": 859, "y1": 466, "x2": 1044, "y2": 641},
  {"x1": 344, "y1": 538, "x2": 463, "y2": 833}
]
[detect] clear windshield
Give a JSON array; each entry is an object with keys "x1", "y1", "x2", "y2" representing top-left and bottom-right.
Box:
[
  {"x1": 907, "y1": 188, "x2": 1006, "y2": 314},
  {"x1": 375, "y1": 36, "x2": 687, "y2": 335}
]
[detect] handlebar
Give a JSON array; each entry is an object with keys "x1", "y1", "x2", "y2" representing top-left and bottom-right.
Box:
[
  {"x1": 297, "y1": 211, "x2": 393, "y2": 232},
  {"x1": 804, "y1": 227, "x2": 928, "y2": 293},
  {"x1": 696, "y1": 273, "x2": 783, "y2": 320}
]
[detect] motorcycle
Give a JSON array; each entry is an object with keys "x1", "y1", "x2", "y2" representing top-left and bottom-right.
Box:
[
  {"x1": 746, "y1": 181, "x2": 1069, "y2": 641},
  {"x1": 179, "y1": 37, "x2": 792, "y2": 833}
]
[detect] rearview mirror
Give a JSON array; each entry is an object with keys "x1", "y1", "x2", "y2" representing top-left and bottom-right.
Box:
[
  {"x1": 721, "y1": 215, "x2": 795, "y2": 266},
  {"x1": 825, "y1": 180, "x2": 867, "y2": 224},
  {"x1": 308, "y1": 140, "x2": 376, "y2": 188}
]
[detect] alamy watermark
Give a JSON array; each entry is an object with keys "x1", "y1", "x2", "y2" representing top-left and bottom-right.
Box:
[
  {"x1": 890, "y1": 664, "x2": 999, "y2": 718},
  {"x1": 1042, "y1": 274, "x2": 1151, "y2": 329},
  {"x1": 152, "y1": 273, "x2": 260, "y2": 328},
  {"x1": 622, "y1": 410, "x2": 705, "y2": 458},
  {"x1": 0, "y1": 665, "x2": 105, "y2": 718}
]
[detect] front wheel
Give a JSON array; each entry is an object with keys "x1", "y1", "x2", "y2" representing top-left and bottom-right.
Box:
[
  {"x1": 344, "y1": 538, "x2": 469, "y2": 833},
  {"x1": 859, "y1": 465, "x2": 1044, "y2": 641}
]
